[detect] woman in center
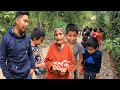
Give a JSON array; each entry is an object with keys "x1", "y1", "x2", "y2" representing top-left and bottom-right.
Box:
[{"x1": 45, "y1": 28, "x2": 75, "y2": 79}]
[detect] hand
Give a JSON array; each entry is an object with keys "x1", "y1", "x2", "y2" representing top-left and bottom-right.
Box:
[
  {"x1": 52, "y1": 64, "x2": 59, "y2": 74},
  {"x1": 35, "y1": 62, "x2": 45, "y2": 68},
  {"x1": 96, "y1": 73, "x2": 99, "y2": 79},
  {"x1": 29, "y1": 69, "x2": 34, "y2": 76},
  {"x1": 79, "y1": 66, "x2": 83, "y2": 75},
  {"x1": 59, "y1": 68, "x2": 67, "y2": 75}
]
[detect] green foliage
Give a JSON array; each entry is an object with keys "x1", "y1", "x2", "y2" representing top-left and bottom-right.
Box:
[
  {"x1": 104, "y1": 37, "x2": 120, "y2": 68},
  {"x1": 110, "y1": 38, "x2": 120, "y2": 61},
  {"x1": 51, "y1": 19, "x2": 67, "y2": 31},
  {"x1": 0, "y1": 25, "x2": 6, "y2": 39}
]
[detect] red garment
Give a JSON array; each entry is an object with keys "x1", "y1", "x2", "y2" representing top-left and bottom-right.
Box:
[
  {"x1": 92, "y1": 32, "x2": 102, "y2": 44},
  {"x1": 92, "y1": 31, "x2": 96, "y2": 38},
  {"x1": 45, "y1": 42, "x2": 75, "y2": 79}
]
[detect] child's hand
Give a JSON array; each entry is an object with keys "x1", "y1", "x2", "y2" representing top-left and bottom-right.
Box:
[
  {"x1": 79, "y1": 65, "x2": 83, "y2": 75},
  {"x1": 35, "y1": 62, "x2": 45, "y2": 68},
  {"x1": 96, "y1": 73, "x2": 99, "y2": 79}
]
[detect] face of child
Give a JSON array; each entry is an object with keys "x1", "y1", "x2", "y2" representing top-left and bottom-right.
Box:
[
  {"x1": 35, "y1": 36, "x2": 44, "y2": 45},
  {"x1": 66, "y1": 31, "x2": 77, "y2": 45},
  {"x1": 54, "y1": 29, "x2": 65, "y2": 44},
  {"x1": 87, "y1": 46, "x2": 96, "y2": 54}
]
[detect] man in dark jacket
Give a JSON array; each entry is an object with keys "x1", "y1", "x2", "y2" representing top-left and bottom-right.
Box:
[{"x1": 0, "y1": 11, "x2": 35, "y2": 79}]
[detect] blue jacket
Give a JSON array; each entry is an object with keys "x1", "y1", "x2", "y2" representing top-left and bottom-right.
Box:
[
  {"x1": 83, "y1": 48, "x2": 102, "y2": 73},
  {"x1": 0, "y1": 27, "x2": 35, "y2": 79}
]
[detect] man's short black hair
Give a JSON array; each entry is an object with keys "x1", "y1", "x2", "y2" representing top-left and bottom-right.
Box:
[
  {"x1": 86, "y1": 37, "x2": 99, "y2": 49},
  {"x1": 66, "y1": 23, "x2": 78, "y2": 34},
  {"x1": 31, "y1": 27, "x2": 45, "y2": 40},
  {"x1": 15, "y1": 11, "x2": 29, "y2": 19}
]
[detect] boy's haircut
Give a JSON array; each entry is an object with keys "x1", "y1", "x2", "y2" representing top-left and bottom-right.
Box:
[
  {"x1": 66, "y1": 23, "x2": 78, "y2": 34},
  {"x1": 15, "y1": 11, "x2": 29, "y2": 18},
  {"x1": 86, "y1": 37, "x2": 99, "y2": 49},
  {"x1": 31, "y1": 27, "x2": 45, "y2": 40}
]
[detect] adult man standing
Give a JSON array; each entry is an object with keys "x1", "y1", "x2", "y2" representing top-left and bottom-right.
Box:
[{"x1": 0, "y1": 11, "x2": 35, "y2": 79}]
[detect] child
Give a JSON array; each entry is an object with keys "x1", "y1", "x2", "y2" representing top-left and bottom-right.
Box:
[
  {"x1": 45, "y1": 28, "x2": 75, "y2": 79},
  {"x1": 83, "y1": 37, "x2": 102, "y2": 79},
  {"x1": 92, "y1": 28, "x2": 97, "y2": 38},
  {"x1": 81, "y1": 31, "x2": 90, "y2": 49},
  {"x1": 65, "y1": 23, "x2": 85, "y2": 79},
  {"x1": 30, "y1": 27, "x2": 46, "y2": 79},
  {"x1": 92, "y1": 27, "x2": 102, "y2": 45}
]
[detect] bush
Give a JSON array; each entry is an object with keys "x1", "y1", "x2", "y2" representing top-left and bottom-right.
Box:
[{"x1": 104, "y1": 38, "x2": 120, "y2": 72}]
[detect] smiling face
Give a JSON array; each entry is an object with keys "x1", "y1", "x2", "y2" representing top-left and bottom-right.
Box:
[
  {"x1": 16, "y1": 15, "x2": 29, "y2": 34},
  {"x1": 54, "y1": 28, "x2": 65, "y2": 45},
  {"x1": 66, "y1": 31, "x2": 77, "y2": 45}
]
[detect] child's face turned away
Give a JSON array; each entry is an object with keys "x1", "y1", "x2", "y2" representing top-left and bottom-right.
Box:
[
  {"x1": 87, "y1": 46, "x2": 96, "y2": 54},
  {"x1": 35, "y1": 36, "x2": 44, "y2": 45}
]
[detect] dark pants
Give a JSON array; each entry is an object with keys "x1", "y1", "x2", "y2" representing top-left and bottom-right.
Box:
[
  {"x1": 11, "y1": 75, "x2": 32, "y2": 79},
  {"x1": 84, "y1": 69, "x2": 96, "y2": 79}
]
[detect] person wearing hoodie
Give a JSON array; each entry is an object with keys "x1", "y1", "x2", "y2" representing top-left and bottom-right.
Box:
[{"x1": 0, "y1": 11, "x2": 35, "y2": 79}]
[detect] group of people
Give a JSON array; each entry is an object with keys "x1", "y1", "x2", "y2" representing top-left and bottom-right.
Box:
[
  {"x1": 0, "y1": 11, "x2": 102, "y2": 79},
  {"x1": 81, "y1": 26, "x2": 103, "y2": 49}
]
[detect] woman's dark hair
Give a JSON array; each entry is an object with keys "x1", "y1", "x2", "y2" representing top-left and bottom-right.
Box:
[{"x1": 31, "y1": 27, "x2": 45, "y2": 40}]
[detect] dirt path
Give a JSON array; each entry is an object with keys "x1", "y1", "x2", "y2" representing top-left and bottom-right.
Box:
[
  {"x1": 0, "y1": 35, "x2": 119, "y2": 79},
  {"x1": 98, "y1": 45, "x2": 119, "y2": 79}
]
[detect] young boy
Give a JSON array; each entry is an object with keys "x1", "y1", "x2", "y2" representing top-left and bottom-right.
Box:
[
  {"x1": 66, "y1": 23, "x2": 85, "y2": 79},
  {"x1": 30, "y1": 27, "x2": 46, "y2": 79},
  {"x1": 92, "y1": 27, "x2": 102, "y2": 45},
  {"x1": 81, "y1": 31, "x2": 90, "y2": 49},
  {"x1": 83, "y1": 37, "x2": 102, "y2": 79}
]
